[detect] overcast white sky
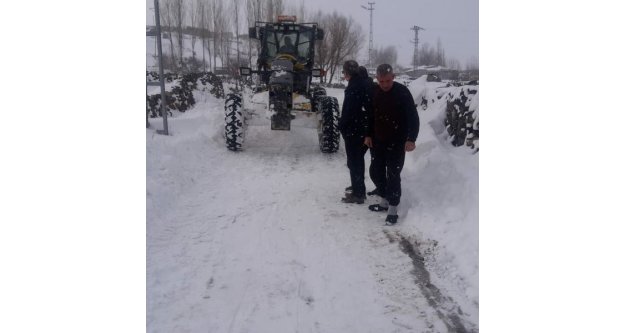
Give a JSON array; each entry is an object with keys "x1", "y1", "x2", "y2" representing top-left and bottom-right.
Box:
[
  {"x1": 301, "y1": 0, "x2": 478, "y2": 68},
  {"x1": 146, "y1": 0, "x2": 478, "y2": 68}
]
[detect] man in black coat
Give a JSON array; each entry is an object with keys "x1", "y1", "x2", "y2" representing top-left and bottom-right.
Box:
[
  {"x1": 357, "y1": 65, "x2": 383, "y2": 197},
  {"x1": 339, "y1": 60, "x2": 372, "y2": 204},
  {"x1": 364, "y1": 64, "x2": 420, "y2": 225}
]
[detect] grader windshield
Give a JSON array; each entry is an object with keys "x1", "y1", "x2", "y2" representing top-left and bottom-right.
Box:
[
  {"x1": 261, "y1": 22, "x2": 318, "y2": 67},
  {"x1": 262, "y1": 26, "x2": 314, "y2": 61}
]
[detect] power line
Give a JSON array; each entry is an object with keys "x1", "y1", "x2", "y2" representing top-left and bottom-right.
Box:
[
  {"x1": 410, "y1": 25, "x2": 425, "y2": 71},
  {"x1": 361, "y1": 2, "x2": 375, "y2": 67}
]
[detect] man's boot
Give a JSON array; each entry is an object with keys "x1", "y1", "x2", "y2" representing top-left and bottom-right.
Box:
[
  {"x1": 385, "y1": 215, "x2": 398, "y2": 225},
  {"x1": 341, "y1": 192, "x2": 365, "y2": 204},
  {"x1": 367, "y1": 188, "x2": 381, "y2": 196}
]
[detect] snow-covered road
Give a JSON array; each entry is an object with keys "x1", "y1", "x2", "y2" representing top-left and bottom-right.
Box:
[{"x1": 147, "y1": 87, "x2": 478, "y2": 332}]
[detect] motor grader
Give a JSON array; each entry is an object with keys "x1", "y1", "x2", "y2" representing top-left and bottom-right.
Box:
[{"x1": 224, "y1": 15, "x2": 340, "y2": 153}]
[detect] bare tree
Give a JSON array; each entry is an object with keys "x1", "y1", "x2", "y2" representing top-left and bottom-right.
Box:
[
  {"x1": 231, "y1": 0, "x2": 242, "y2": 75},
  {"x1": 447, "y1": 58, "x2": 461, "y2": 71},
  {"x1": 465, "y1": 56, "x2": 479, "y2": 71},
  {"x1": 309, "y1": 10, "x2": 328, "y2": 82},
  {"x1": 247, "y1": 0, "x2": 263, "y2": 24},
  {"x1": 210, "y1": 0, "x2": 224, "y2": 71},
  {"x1": 172, "y1": 0, "x2": 186, "y2": 70},
  {"x1": 372, "y1": 45, "x2": 397, "y2": 67},
  {"x1": 265, "y1": 0, "x2": 274, "y2": 22},
  {"x1": 265, "y1": 0, "x2": 284, "y2": 22},
  {"x1": 297, "y1": 0, "x2": 307, "y2": 22},
  {"x1": 197, "y1": 0, "x2": 212, "y2": 71},
  {"x1": 323, "y1": 11, "x2": 363, "y2": 83},
  {"x1": 244, "y1": 0, "x2": 254, "y2": 67},
  {"x1": 217, "y1": 10, "x2": 229, "y2": 71},
  {"x1": 419, "y1": 38, "x2": 448, "y2": 67},
  {"x1": 160, "y1": 0, "x2": 177, "y2": 68},
  {"x1": 436, "y1": 37, "x2": 446, "y2": 67},
  {"x1": 245, "y1": 0, "x2": 265, "y2": 69},
  {"x1": 419, "y1": 42, "x2": 435, "y2": 66},
  {"x1": 189, "y1": 0, "x2": 199, "y2": 62},
  {"x1": 283, "y1": 0, "x2": 306, "y2": 21}
]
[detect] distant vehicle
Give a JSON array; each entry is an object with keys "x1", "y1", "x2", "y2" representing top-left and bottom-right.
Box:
[
  {"x1": 224, "y1": 15, "x2": 339, "y2": 153},
  {"x1": 426, "y1": 73, "x2": 441, "y2": 82}
]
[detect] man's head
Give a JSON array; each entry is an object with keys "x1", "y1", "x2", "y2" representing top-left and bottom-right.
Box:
[
  {"x1": 376, "y1": 64, "x2": 395, "y2": 92},
  {"x1": 358, "y1": 66, "x2": 369, "y2": 78},
  {"x1": 284, "y1": 36, "x2": 293, "y2": 46},
  {"x1": 342, "y1": 60, "x2": 359, "y2": 80}
]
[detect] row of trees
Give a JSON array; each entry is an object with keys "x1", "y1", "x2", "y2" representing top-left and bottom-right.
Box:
[
  {"x1": 371, "y1": 45, "x2": 398, "y2": 68},
  {"x1": 416, "y1": 38, "x2": 448, "y2": 69},
  {"x1": 408, "y1": 38, "x2": 479, "y2": 71},
  {"x1": 151, "y1": 0, "x2": 475, "y2": 78},
  {"x1": 158, "y1": 0, "x2": 232, "y2": 72},
  {"x1": 154, "y1": 0, "x2": 364, "y2": 83},
  {"x1": 366, "y1": 39, "x2": 479, "y2": 72}
]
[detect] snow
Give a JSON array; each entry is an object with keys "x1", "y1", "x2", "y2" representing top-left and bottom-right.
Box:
[
  {"x1": 147, "y1": 32, "x2": 478, "y2": 332},
  {"x1": 147, "y1": 86, "x2": 478, "y2": 332}
]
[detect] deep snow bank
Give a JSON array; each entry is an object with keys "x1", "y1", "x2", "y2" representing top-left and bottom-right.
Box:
[
  {"x1": 146, "y1": 71, "x2": 224, "y2": 118},
  {"x1": 408, "y1": 76, "x2": 479, "y2": 151},
  {"x1": 400, "y1": 76, "x2": 479, "y2": 316}
]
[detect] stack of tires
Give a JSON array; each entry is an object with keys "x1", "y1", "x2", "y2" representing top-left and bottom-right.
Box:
[{"x1": 445, "y1": 88, "x2": 478, "y2": 150}]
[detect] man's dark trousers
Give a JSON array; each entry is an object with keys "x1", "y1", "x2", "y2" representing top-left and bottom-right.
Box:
[
  {"x1": 344, "y1": 136, "x2": 368, "y2": 198},
  {"x1": 370, "y1": 142, "x2": 406, "y2": 206}
]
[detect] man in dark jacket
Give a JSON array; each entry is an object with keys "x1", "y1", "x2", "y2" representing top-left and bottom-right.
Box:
[
  {"x1": 358, "y1": 66, "x2": 375, "y2": 92},
  {"x1": 357, "y1": 65, "x2": 383, "y2": 197},
  {"x1": 339, "y1": 60, "x2": 372, "y2": 204},
  {"x1": 364, "y1": 64, "x2": 420, "y2": 225}
]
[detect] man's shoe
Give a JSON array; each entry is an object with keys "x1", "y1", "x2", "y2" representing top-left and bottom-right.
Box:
[
  {"x1": 341, "y1": 192, "x2": 365, "y2": 204},
  {"x1": 385, "y1": 214, "x2": 399, "y2": 225},
  {"x1": 367, "y1": 188, "x2": 381, "y2": 196},
  {"x1": 345, "y1": 186, "x2": 353, "y2": 192},
  {"x1": 368, "y1": 204, "x2": 389, "y2": 212}
]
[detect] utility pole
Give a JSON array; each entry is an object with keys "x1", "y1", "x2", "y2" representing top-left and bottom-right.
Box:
[
  {"x1": 146, "y1": 0, "x2": 169, "y2": 135},
  {"x1": 411, "y1": 25, "x2": 425, "y2": 72},
  {"x1": 361, "y1": 2, "x2": 375, "y2": 67},
  {"x1": 234, "y1": 0, "x2": 241, "y2": 91}
]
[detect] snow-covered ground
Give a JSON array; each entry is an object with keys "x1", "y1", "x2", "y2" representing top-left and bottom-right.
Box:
[
  {"x1": 147, "y1": 31, "x2": 478, "y2": 332},
  {"x1": 147, "y1": 80, "x2": 478, "y2": 331}
]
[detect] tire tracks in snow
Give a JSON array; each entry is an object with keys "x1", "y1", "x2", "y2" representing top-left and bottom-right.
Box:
[
  {"x1": 149, "y1": 111, "x2": 475, "y2": 331},
  {"x1": 383, "y1": 230, "x2": 478, "y2": 333}
]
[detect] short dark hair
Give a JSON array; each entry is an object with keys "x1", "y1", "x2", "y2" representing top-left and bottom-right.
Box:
[
  {"x1": 376, "y1": 64, "x2": 394, "y2": 76},
  {"x1": 358, "y1": 66, "x2": 369, "y2": 78},
  {"x1": 343, "y1": 60, "x2": 359, "y2": 76}
]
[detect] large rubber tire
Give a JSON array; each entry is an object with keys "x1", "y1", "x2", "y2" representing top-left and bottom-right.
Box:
[
  {"x1": 317, "y1": 96, "x2": 340, "y2": 153},
  {"x1": 310, "y1": 86, "x2": 327, "y2": 112},
  {"x1": 224, "y1": 92, "x2": 245, "y2": 151}
]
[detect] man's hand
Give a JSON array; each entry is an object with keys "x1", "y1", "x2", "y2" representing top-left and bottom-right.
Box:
[
  {"x1": 405, "y1": 141, "x2": 416, "y2": 152},
  {"x1": 364, "y1": 137, "x2": 373, "y2": 148}
]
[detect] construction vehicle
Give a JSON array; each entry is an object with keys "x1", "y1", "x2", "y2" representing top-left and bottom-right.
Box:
[{"x1": 224, "y1": 15, "x2": 340, "y2": 153}]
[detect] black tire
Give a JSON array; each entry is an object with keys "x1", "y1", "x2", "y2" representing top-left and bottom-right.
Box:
[
  {"x1": 317, "y1": 96, "x2": 340, "y2": 153},
  {"x1": 310, "y1": 86, "x2": 327, "y2": 112},
  {"x1": 224, "y1": 92, "x2": 245, "y2": 151}
]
